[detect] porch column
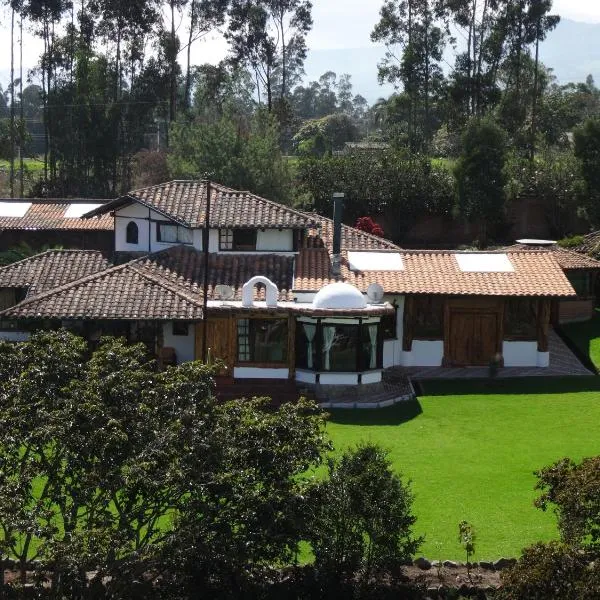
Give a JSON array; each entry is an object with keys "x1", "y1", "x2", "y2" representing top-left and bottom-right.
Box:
[{"x1": 537, "y1": 299, "x2": 552, "y2": 352}]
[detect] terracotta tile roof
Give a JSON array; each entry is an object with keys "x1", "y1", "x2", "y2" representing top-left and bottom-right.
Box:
[
  {"x1": 83, "y1": 181, "x2": 312, "y2": 229},
  {"x1": 0, "y1": 250, "x2": 111, "y2": 296},
  {"x1": 0, "y1": 199, "x2": 113, "y2": 230},
  {"x1": 575, "y1": 231, "x2": 600, "y2": 257},
  {"x1": 505, "y1": 243, "x2": 600, "y2": 270},
  {"x1": 305, "y1": 215, "x2": 401, "y2": 250},
  {"x1": 135, "y1": 245, "x2": 295, "y2": 302},
  {"x1": 0, "y1": 246, "x2": 295, "y2": 320},
  {"x1": 294, "y1": 249, "x2": 576, "y2": 297},
  {"x1": 0, "y1": 261, "x2": 206, "y2": 321}
]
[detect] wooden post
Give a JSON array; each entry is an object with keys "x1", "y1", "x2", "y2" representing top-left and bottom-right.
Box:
[
  {"x1": 537, "y1": 299, "x2": 551, "y2": 353},
  {"x1": 403, "y1": 296, "x2": 414, "y2": 352}
]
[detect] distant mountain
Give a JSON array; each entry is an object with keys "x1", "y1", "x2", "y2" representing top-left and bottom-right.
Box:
[{"x1": 302, "y1": 18, "x2": 600, "y2": 104}]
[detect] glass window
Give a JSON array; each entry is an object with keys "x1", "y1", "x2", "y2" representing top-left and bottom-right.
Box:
[
  {"x1": 220, "y1": 229, "x2": 233, "y2": 250},
  {"x1": 157, "y1": 223, "x2": 192, "y2": 244},
  {"x1": 567, "y1": 272, "x2": 592, "y2": 297},
  {"x1": 296, "y1": 322, "x2": 318, "y2": 370},
  {"x1": 323, "y1": 324, "x2": 358, "y2": 372},
  {"x1": 126, "y1": 221, "x2": 139, "y2": 244},
  {"x1": 237, "y1": 319, "x2": 288, "y2": 363},
  {"x1": 220, "y1": 229, "x2": 257, "y2": 251}
]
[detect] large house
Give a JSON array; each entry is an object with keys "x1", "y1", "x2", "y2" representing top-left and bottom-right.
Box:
[{"x1": 0, "y1": 180, "x2": 588, "y2": 387}]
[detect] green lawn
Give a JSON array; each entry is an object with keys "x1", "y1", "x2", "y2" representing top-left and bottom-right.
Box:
[
  {"x1": 325, "y1": 377, "x2": 600, "y2": 561},
  {"x1": 561, "y1": 310, "x2": 600, "y2": 370}
]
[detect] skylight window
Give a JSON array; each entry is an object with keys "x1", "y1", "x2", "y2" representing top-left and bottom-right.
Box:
[
  {"x1": 0, "y1": 202, "x2": 31, "y2": 217},
  {"x1": 64, "y1": 203, "x2": 103, "y2": 218},
  {"x1": 348, "y1": 252, "x2": 404, "y2": 272},
  {"x1": 455, "y1": 253, "x2": 514, "y2": 273}
]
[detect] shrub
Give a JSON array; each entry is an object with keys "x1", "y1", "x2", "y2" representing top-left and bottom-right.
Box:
[
  {"x1": 306, "y1": 443, "x2": 421, "y2": 582},
  {"x1": 498, "y1": 542, "x2": 600, "y2": 600},
  {"x1": 534, "y1": 456, "x2": 600, "y2": 552}
]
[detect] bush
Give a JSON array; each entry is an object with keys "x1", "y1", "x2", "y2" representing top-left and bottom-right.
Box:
[
  {"x1": 306, "y1": 443, "x2": 421, "y2": 582},
  {"x1": 534, "y1": 456, "x2": 600, "y2": 552},
  {"x1": 498, "y1": 542, "x2": 600, "y2": 600}
]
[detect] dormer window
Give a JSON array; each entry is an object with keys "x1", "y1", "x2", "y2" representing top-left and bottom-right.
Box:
[
  {"x1": 156, "y1": 222, "x2": 193, "y2": 244},
  {"x1": 219, "y1": 228, "x2": 257, "y2": 251},
  {"x1": 126, "y1": 221, "x2": 139, "y2": 244}
]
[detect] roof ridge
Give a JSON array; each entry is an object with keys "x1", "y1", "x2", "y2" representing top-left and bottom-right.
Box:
[{"x1": 129, "y1": 262, "x2": 205, "y2": 309}]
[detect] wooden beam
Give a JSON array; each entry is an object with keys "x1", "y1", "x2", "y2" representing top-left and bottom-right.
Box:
[
  {"x1": 537, "y1": 298, "x2": 551, "y2": 352},
  {"x1": 403, "y1": 296, "x2": 414, "y2": 352}
]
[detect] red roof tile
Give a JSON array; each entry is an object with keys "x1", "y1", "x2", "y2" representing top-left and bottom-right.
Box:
[
  {"x1": 0, "y1": 250, "x2": 111, "y2": 296},
  {"x1": 295, "y1": 249, "x2": 576, "y2": 297},
  {"x1": 0, "y1": 199, "x2": 113, "y2": 230},
  {"x1": 84, "y1": 181, "x2": 313, "y2": 229}
]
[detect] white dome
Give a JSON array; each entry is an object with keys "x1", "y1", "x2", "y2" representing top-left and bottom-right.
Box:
[{"x1": 312, "y1": 282, "x2": 367, "y2": 310}]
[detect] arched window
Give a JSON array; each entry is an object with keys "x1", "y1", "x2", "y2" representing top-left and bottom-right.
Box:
[{"x1": 126, "y1": 221, "x2": 139, "y2": 244}]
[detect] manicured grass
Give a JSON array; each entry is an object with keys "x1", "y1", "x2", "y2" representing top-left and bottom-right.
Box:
[
  {"x1": 325, "y1": 377, "x2": 600, "y2": 561},
  {"x1": 561, "y1": 310, "x2": 600, "y2": 369}
]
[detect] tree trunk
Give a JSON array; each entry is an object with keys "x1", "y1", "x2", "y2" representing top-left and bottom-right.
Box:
[
  {"x1": 10, "y1": 7, "x2": 15, "y2": 198},
  {"x1": 169, "y1": 0, "x2": 177, "y2": 122},
  {"x1": 530, "y1": 19, "x2": 541, "y2": 162},
  {"x1": 184, "y1": 0, "x2": 197, "y2": 110},
  {"x1": 423, "y1": 2, "x2": 430, "y2": 152},
  {"x1": 19, "y1": 17, "x2": 24, "y2": 198},
  {"x1": 280, "y1": 12, "x2": 287, "y2": 100}
]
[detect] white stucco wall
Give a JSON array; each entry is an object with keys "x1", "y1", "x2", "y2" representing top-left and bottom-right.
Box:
[
  {"x1": 256, "y1": 229, "x2": 293, "y2": 251},
  {"x1": 295, "y1": 370, "x2": 317, "y2": 384},
  {"x1": 318, "y1": 372, "x2": 359, "y2": 385},
  {"x1": 234, "y1": 367, "x2": 290, "y2": 379},
  {"x1": 361, "y1": 371, "x2": 382, "y2": 384},
  {"x1": 502, "y1": 341, "x2": 538, "y2": 367},
  {"x1": 162, "y1": 322, "x2": 196, "y2": 364},
  {"x1": 383, "y1": 340, "x2": 396, "y2": 368},
  {"x1": 401, "y1": 340, "x2": 444, "y2": 367}
]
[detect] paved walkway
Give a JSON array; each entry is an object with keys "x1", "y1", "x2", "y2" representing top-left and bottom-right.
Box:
[{"x1": 388, "y1": 330, "x2": 593, "y2": 380}]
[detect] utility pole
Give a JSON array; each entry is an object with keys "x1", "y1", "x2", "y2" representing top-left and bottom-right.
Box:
[{"x1": 202, "y1": 178, "x2": 211, "y2": 362}]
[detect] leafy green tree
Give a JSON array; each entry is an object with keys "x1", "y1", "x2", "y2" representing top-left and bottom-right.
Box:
[
  {"x1": 0, "y1": 331, "x2": 329, "y2": 597},
  {"x1": 296, "y1": 150, "x2": 454, "y2": 242},
  {"x1": 498, "y1": 456, "x2": 600, "y2": 599},
  {"x1": 455, "y1": 117, "x2": 508, "y2": 245},
  {"x1": 371, "y1": 0, "x2": 446, "y2": 151},
  {"x1": 293, "y1": 113, "x2": 358, "y2": 155},
  {"x1": 535, "y1": 456, "x2": 600, "y2": 552},
  {"x1": 226, "y1": 0, "x2": 313, "y2": 110},
  {"x1": 169, "y1": 109, "x2": 291, "y2": 202},
  {"x1": 574, "y1": 117, "x2": 600, "y2": 225},
  {"x1": 498, "y1": 541, "x2": 600, "y2": 600},
  {"x1": 306, "y1": 443, "x2": 421, "y2": 582},
  {"x1": 159, "y1": 397, "x2": 328, "y2": 596}
]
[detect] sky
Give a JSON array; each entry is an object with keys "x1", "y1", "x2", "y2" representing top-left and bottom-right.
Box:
[{"x1": 1, "y1": 0, "x2": 600, "y2": 89}]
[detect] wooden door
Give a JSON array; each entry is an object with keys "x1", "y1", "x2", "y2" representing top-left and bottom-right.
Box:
[
  {"x1": 195, "y1": 317, "x2": 235, "y2": 375},
  {"x1": 447, "y1": 310, "x2": 500, "y2": 366}
]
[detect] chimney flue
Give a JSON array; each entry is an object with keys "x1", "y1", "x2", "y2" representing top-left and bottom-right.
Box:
[{"x1": 332, "y1": 192, "x2": 344, "y2": 277}]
